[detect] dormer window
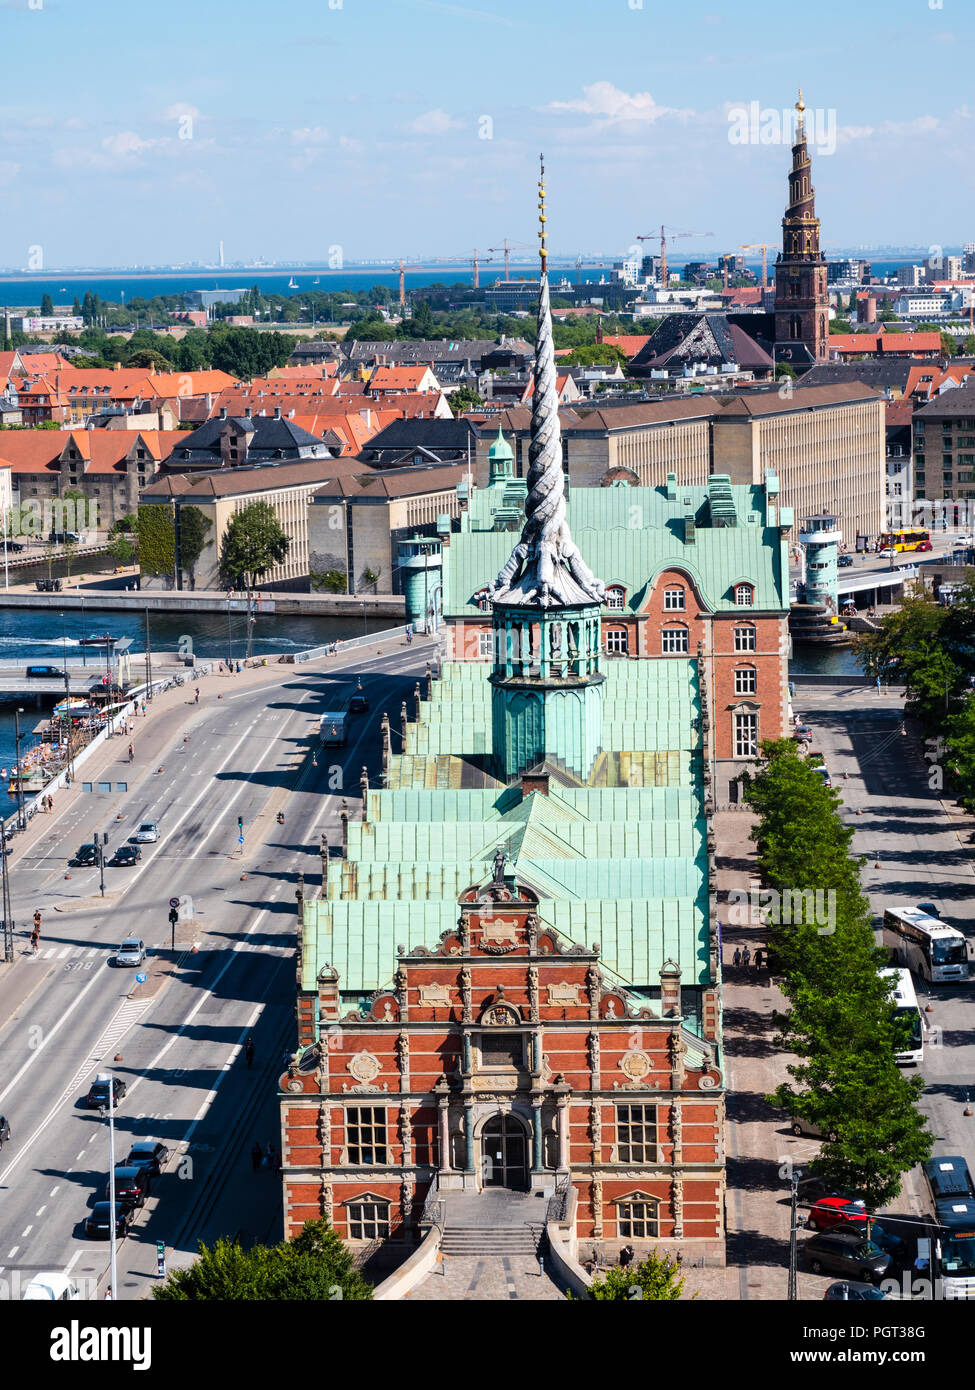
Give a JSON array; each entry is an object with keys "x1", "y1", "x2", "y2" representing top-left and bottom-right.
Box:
[
  {"x1": 735, "y1": 584, "x2": 755, "y2": 607},
  {"x1": 605, "y1": 585, "x2": 626, "y2": 610},
  {"x1": 663, "y1": 587, "x2": 686, "y2": 611}
]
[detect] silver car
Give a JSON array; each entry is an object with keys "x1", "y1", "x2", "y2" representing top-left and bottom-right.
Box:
[
  {"x1": 133, "y1": 822, "x2": 158, "y2": 843},
  {"x1": 116, "y1": 938, "x2": 146, "y2": 967}
]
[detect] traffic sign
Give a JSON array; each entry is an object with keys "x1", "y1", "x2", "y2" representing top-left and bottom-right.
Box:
[
  {"x1": 136, "y1": 972, "x2": 147, "y2": 984},
  {"x1": 169, "y1": 897, "x2": 180, "y2": 909},
  {"x1": 156, "y1": 1240, "x2": 166, "y2": 1279},
  {"x1": 238, "y1": 835, "x2": 244, "y2": 845}
]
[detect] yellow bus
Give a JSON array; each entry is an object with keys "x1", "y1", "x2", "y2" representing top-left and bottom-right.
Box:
[{"x1": 878, "y1": 528, "x2": 931, "y2": 553}]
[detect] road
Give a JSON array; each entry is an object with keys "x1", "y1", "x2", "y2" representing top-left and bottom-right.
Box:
[{"x1": 0, "y1": 635, "x2": 432, "y2": 1300}]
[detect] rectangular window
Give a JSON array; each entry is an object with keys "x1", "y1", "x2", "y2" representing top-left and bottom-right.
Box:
[
  {"x1": 479, "y1": 1034, "x2": 524, "y2": 1068},
  {"x1": 348, "y1": 1200, "x2": 390, "y2": 1241},
  {"x1": 478, "y1": 631, "x2": 493, "y2": 659},
  {"x1": 606, "y1": 628, "x2": 629, "y2": 654},
  {"x1": 616, "y1": 1103, "x2": 656, "y2": 1163},
  {"x1": 734, "y1": 712, "x2": 758, "y2": 758},
  {"x1": 734, "y1": 626, "x2": 756, "y2": 652},
  {"x1": 661, "y1": 628, "x2": 688, "y2": 654},
  {"x1": 347, "y1": 1106, "x2": 387, "y2": 1165},
  {"x1": 663, "y1": 588, "x2": 685, "y2": 611},
  {"x1": 618, "y1": 1200, "x2": 659, "y2": 1240},
  {"x1": 734, "y1": 667, "x2": 757, "y2": 695}
]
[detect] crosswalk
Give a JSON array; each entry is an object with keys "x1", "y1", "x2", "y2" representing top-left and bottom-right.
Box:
[
  {"x1": 64, "y1": 999, "x2": 152, "y2": 1097},
  {"x1": 23, "y1": 943, "x2": 104, "y2": 963}
]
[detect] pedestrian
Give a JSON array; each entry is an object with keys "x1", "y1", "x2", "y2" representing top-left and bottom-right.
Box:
[
  {"x1": 195, "y1": 687, "x2": 200, "y2": 704},
  {"x1": 250, "y1": 1142, "x2": 262, "y2": 1173},
  {"x1": 618, "y1": 1244, "x2": 634, "y2": 1270},
  {"x1": 245, "y1": 1035, "x2": 255, "y2": 1068},
  {"x1": 104, "y1": 1285, "x2": 113, "y2": 1300},
  {"x1": 732, "y1": 947, "x2": 742, "y2": 969},
  {"x1": 742, "y1": 945, "x2": 751, "y2": 969},
  {"x1": 128, "y1": 742, "x2": 134, "y2": 761},
  {"x1": 754, "y1": 948, "x2": 764, "y2": 971},
  {"x1": 141, "y1": 701, "x2": 146, "y2": 716}
]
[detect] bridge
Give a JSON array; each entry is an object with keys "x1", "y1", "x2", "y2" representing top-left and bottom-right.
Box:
[{"x1": 0, "y1": 655, "x2": 183, "y2": 701}]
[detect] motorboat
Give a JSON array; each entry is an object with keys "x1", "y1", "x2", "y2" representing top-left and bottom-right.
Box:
[{"x1": 79, "y1": 633, "x2": 117, "y2": 647}]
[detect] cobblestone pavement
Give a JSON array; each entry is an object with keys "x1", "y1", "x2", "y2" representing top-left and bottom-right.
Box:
[{"x1": 405, "y1": 1253, "x2": 567, "y2": 1300}]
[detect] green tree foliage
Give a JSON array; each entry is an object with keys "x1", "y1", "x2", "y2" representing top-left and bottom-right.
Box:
[
  {"x1": 219, "y1": 500, "x2": 290, "y2": 589},
  {"x1": 449, "y1": 385, "x2": 485, "y2": 412},
  {"x1": 126, "y1": 348, "x2": 174, "y2": 370},
  {"x1": 940, "y1": 333, "x2": 957, "y2": 358},
  {"x1": 40, "y1": 293, "x2": 54, "y2": 317},
  {"x1": 136, "y1": 505, "x2": 176, "y2": 581},
  {"x1": 559, "y1": 343, "x2": 628, "y2": 367},
  {"x1": 208, "y1": 327, "x2": 297, "y2": 378},
  {"x1": 829, "y1": 318, "x2": 854, "y2": 335},
  {"x1": 854, "y1": 593, "x2": 964, "y2": 729},
  {"x1": 775, "y1": 363, "x2": 797, "y2": 380},
  {"x1": 107, "y1": 535, "x2": 136, "y2": 566},
  {"x1": 310, "y1": 569, "x2": 348, "y2": 593},
  {"x1": 586, "y1": 1252, "x2": 690, "y2": 1301},
  {"x1": 153, "y1": 1219, "x2": 372, "y2": 1301},
  {"x1": 176, "y1": 505, "x2": 213, "y2": 589},
  {"x1": 962, "y1": 335, "x2": 975, "y2": 357},
  {"x1": 743, "y1": 740, "x2": 931, "y2": 1208}
]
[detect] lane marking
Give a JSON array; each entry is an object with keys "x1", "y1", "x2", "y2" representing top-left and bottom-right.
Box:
[
  {"x1": 7, "y1": 1246, "x2": 18, "y2": 1259},
  {"x1": 35, "y1": 1206, "x2": 45, "y2": 1216},
  {"x1": 21, "y1": 1225, "x2": 31, "y2": 1237}
]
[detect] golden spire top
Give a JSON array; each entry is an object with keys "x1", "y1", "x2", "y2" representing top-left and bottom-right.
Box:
[
  {"x1": 538, "y1": 152, "x2": 547, "y2": 275},
  {"x1": 796, "y1": 86, "x2": 805, "y2": 114}
]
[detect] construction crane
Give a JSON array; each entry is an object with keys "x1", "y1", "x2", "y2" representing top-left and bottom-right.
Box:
[
  {"x1": 738, "y1": 243, "x2": 772, "y2": 291},
  {"x1": 636, "y1": 226, "x2": 713, "y2": 291},
  {"x1": 396, "y1": 259, "x2": 434, "y2": 309},
  {"x1": 489, "y1": 239, "x2": 533, "y2": 280}
]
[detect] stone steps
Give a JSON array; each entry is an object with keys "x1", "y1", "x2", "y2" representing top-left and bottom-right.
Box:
[{"x1": 440, "y1": 1225, "x2": 542, "y2": 1256}]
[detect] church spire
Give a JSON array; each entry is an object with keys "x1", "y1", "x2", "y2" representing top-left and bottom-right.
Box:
[{"x1": 488, "y1": 156, "x2": 605, "y2": 609}]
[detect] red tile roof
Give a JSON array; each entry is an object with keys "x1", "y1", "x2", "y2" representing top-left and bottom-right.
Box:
[{"x1": 828, "y1": 332, "x2": 942, "y2": 356}]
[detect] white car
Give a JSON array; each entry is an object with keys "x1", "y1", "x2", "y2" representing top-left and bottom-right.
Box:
[
  {"x1": 877, "y1": 547, "x2": 897, "y2": 559},
  {"x1": 116, "y1": 938, "x2": 146, "y2": 967},
  {"x1": 22, "y1": 1274, "x2": 82, "y2": 1301},
  {"x1": 133, "y1": 822, "x2": 158, "y2": 843}
]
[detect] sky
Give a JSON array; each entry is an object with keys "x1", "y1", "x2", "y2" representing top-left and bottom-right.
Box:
[{"x1": 0, "y1": 0, "x2": 973, "y2": 269}]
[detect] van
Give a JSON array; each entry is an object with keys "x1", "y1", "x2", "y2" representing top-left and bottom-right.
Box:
[
  {"x1": 320, "y1": 712, "x2": 348, "y2": 747},
  {"x1": 22, "y1": 1274, "x2": 82, "y2": 1300},
  {"x1": 811, "y1": 764, "x2": 832, "y2": 789},
  {"x1": 924, "y1": 1155, "x2": 975, "y2": 1204},
  {"x1": 26, "y1": 664, "x2": 66, "y2": 679}
]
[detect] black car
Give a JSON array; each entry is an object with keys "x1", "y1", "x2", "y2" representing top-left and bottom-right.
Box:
[
  {"x1": 85, "y1": 1076, "x2": 126, "y2": 1110},
  {"x1": 103, "y1": 1165, "x2": 150, "y2": 1208},
  {"x1": 110, "y1": 844, "x2": 141, "y2": 867},
  {"x1": 0, "y1": 1114, "x2": 10, "y2": 1147},
  {"x1": 73, "y1": 843, "x2": 99, "y2": 867},
  {"x1": 349, "y1": 693, "x2": 369, "y2": 714},
  {"x1": 824, "y1": 1280, "x2": 887, "y2": 1300},
  {"x1": 837, "y1": 554, "x2": 854, "y2": 568},
  {"x1": 126, "y1": 1141, "x2": 169, "y2": 1177},
  {"x1": 804, "y1": 1230, "x2": 892, "y2": 1283},
  {"x1": 85, "y1": 1201, "x2": 133, "y2": 1239}
]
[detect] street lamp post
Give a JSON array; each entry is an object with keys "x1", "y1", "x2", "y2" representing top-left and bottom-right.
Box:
[
  {"x1": 1, "y1": 825, "x2": 14, "y2": 963},
  {"x1": 788, "y1": 1167, "x2": 803, "y2": 1301},
  {"x1": 13, "y1": 707, "x2": 25, "y2": 832},
  {"x1": 104, "y1": 1078, "x2": 118, "y2": 1300}
]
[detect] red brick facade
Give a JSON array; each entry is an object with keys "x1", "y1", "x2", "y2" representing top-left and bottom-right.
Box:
[{"x1": 281, "y1": 882, "x2": 724, "y2": 1260}]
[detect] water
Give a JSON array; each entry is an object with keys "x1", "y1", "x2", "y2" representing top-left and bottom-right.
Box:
[
  {"x1": 790, "y1": 644, "x2": 863, "y2": 676},
  {"x1": 0, "y1": 606, "x2": 395, "y2": 811}
]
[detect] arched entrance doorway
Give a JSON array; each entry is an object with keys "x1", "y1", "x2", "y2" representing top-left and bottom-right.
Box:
[{"x1": 481, "y1": 1113, "x2": 529, "y2": 1191}]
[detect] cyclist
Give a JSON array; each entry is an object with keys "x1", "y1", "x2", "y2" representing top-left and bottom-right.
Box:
[
  {"x1": 32, "y1": 909, "x2": 42, "y2": 935},
  {"x1": 29, "y1": 931, "x2": 38, "y2": 956}
]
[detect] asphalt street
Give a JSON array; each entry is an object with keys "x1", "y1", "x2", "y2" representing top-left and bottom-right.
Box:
[{"x1": 0, "y1": 634, "x2": 433, "y2": 1300}]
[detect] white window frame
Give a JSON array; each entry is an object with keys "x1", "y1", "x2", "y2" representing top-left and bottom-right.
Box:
[
  {"x1": 605, "y1": 627, "x2": 629, "y2": 655},
  {"x1": 734, "y1": 666, "x2": 757, "y2": 695},
  {"x1": 734, "y1": 711, "x2": 759, "y2": 758},
  {"x1": 478, "y1": 631, "x2": 494, "y2": 660},
  {"x1": 605, "y1": 585, "x2": 626, "y2": 611},
  {"x1": 661, "y1": 626, "x2": 689, "y2": 655},
  {"x1": 663, "y1": 587, "x2": 686, "y2": 611},
  {"x1": 734, "y1": 625, "x2": 756, "y2": 652},
  {"x1": 735, "y1": 584, "x2": 754, "y2": 607}
]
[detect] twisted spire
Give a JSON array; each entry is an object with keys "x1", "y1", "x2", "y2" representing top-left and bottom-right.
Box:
[{"x1": 489, "y1": 157, "x2": 604, "y2": 609}]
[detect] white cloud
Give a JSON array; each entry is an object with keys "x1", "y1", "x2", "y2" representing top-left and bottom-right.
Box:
[
  {"x1": 102, "y1": 130, "x2": 154, "y2": 159},
  {"x1": 837, "y1": 114, "x2": 940, "y2": 144},
  {"x1": 407, "y1": 109, "x2": 463, "y2": 136},
  {"x1": 291, "y1": 126, "x2": 330, "y2": 145},
  {"x1": 163, "y1": 103, "x2": 201, "y2": 122},
  {"x1": 547, "y1": 82, "x2": 695, "y2": 125}
]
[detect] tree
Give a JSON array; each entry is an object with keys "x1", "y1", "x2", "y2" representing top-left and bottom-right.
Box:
[
  {"x1": 587, "y1": 1252, "x2": 690, "y2": 1300},
  {"x1": 219, "y1": 501, "x2": 290, "y2": 590},
  {"x1": 310, "y1": 569, "x2": 348, "y2": 593},
  {"x1": 72, "y1": 297, "x2": 82, "y2": 317},
  {"x1": 449, "y1": 385, "x2": 485, "y2": 413},
  {"x1": 126, "y1": 349, "x2": 173, "y2": 370},
  {"x1": 107, "y1": 535, "x2": 135, "y2": 566},
  {"x1": 209, "y1": 327, "x2": 297, "y2": 378},
  {"x1": 829, "y1": 318, "x2": 854, "y2": 335},
  {"x1": 40, "y1": 293, "x2": 54, "y2": 317},
  {"x1": 775, "y1": 362, "x2": 797, "y2": 380},
  {"x1": 176, "y1": 505, "x2": 213, "y2": 589},
  {"x1": 560, "y1": 344, "x2": 628, "y2": 367},
  {"x1": 154, "y1": 1219, "x2": 372, "y2": 1301},
  {"x1": 854, "y1": 594, "x2": 963, "y2": 730},
  {"x1": 961, "y1": 335, "x2": 975, "y2": 357},
  {"x1": 940, "y1": 333, "x2": 957, "y2": 358}
]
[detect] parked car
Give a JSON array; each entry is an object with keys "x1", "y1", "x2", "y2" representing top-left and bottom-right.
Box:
[
  {"x1": 125, "y1": 1141, "x2": 169, "y2": 1177},
  {"x1": 115, "y1": 938, "x2": 146, "y2": 967},
  {"x1": 1, "y1": 540, "x2": 25, "y2": 553},
  {"x1": 25, "y1": 665, "x2": 65, "y2": 679},
  {"x1": 84, "y1": 1201, "x2": 133, "y2": 1239},
  {"x1": 868, "y1": 1220, "x2": 908, "y2": 1264},
  {"x1": 85, "y1": 1075, "x2": 126, "y2": 1110},
  {"x1": 72, "y1": 843, "x2": 99, "y2": 867},
  {"x1": 823, "y1": 1280, "x2": 887, "y2": 1301},
  {"x1": 837, "y1": 554, "x2": 854, "y2": 568},
  {"x1": 133, "y1": 822, "x2": 158, "y2": 843},
  {"x1": 22, "y1": 1274, "x2": 82, "y2": 1301},
  {"x1": 103, "y1": 1165, "x2": 150, "y2": 1208},
  {"x1": 807, "y1": 1195, "x2": 868, "y2": 1231},
  {"x1": 111, "y1": 845, "x2": 142, "y2": 868},
  {"x1": 924, "y1": 1155, "x2": 975, "y2": 1203},
  {"x1": 790, "y1": 1115, "x2": 838, "y2": 1142},
  {"x1": 0, "y1": 1114, "x2": 10, "y2": 1148},
  {"x1": 804, "y1": 1230, "x2": 891, "y2": 1283}
]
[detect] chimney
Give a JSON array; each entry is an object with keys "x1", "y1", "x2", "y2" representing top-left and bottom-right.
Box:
[{"x1": 274, "y1": 406, "x2": 282, "y2": 420}]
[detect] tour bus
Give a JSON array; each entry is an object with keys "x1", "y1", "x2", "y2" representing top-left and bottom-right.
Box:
[
  {"x1": 882, "y1": 905, "x2": 970, "y2": 984},
  {"x1": 878, "y1": 527, "x2": 932, "y2": 553},
  {"x1": 879, "y1": 966, "x2": 923, "y2": 1065},
  {"x1": 918, "y1": 1197, "x2": 975, "y2": 1300}
]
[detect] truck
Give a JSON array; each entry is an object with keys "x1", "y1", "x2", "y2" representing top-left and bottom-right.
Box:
[{"x1": 319, "y1": 712, "x2": 348, "y2": 747}]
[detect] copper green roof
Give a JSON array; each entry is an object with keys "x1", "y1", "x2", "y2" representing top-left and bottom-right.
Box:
[{"x1": 445, "y1": 479, "x2": 789, "y2": 617}]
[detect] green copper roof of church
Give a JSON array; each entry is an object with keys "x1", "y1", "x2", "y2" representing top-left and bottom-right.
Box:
[
  {"x1": 301, "y1": 657, "x2": 711, "y2": 996},
  {"x1": 446, "y1": 480, "x2": 788, "y2": 616}
]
